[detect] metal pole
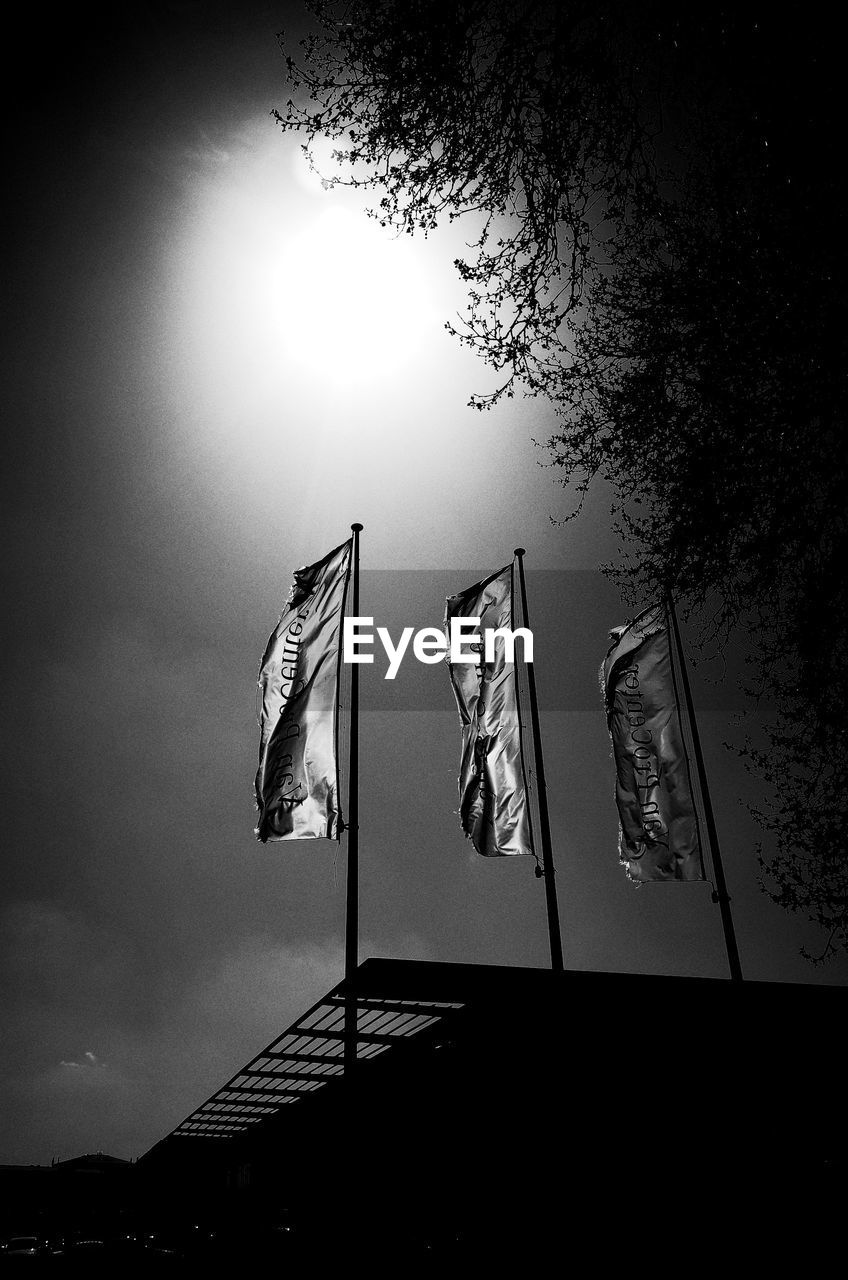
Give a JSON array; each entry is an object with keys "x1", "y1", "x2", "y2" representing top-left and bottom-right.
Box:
[
  {"x1": 345, "y1": 524, "x2": 363, "y2": 1074},
  {"x1": 666, "y1": 595, "x2": 743, "y2": 982},
  {"x1": 513, "y1": 549, "x2": 564, "y2": 972}
]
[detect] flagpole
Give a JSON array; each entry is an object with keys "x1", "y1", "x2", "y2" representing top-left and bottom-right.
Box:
[
  {"x1": 513, "y1": 549, "x2": 564, "y2": 972},
  {"x1": 666, "y1": 595, "x2": 743, "y2": 983},
  {"x1": 345, "y1": 523, "x2": 363, "y2": 1075}
]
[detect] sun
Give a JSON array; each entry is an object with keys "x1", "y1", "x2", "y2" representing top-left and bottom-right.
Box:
[
  {"x1": 165, "y1": 122, "x2": 449, "y2": 427},
  {"x1": 273, "y1": 205, "x2": 436, "y2": 385}
]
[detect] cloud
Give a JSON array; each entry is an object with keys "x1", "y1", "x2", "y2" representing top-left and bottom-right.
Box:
[{"x1": 59, "y1": 1050, "x2": 104, "y2": 1071}]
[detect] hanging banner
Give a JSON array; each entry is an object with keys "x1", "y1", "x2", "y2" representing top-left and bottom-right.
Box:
[
  {"x1": 445, "y1": 565, "x2": 533, "y2": 857},
  {"x1": 602, "y1": 604, "x2": 705, "y2": 882},
  {"x1": 255, "y1": 539, "x2": 351, "y2": 842}
]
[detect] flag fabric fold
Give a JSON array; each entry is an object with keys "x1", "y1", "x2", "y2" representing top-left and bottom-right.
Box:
[
  {"x1": 445, "y1": 565, "x2": 532, "y2": 857},
  {"x1": 255, "y1": 539, "x2": 351, "y2": 842},
  {"x1": 601, "y1": 603, "x2": 705, "y2": 882}
]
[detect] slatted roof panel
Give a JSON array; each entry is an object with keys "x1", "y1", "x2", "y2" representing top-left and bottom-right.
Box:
[{"x1": 168, "y1": 985, "x2": 464, "y2": 1142}]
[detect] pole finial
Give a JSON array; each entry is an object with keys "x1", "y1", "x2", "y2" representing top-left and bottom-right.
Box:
[
  {"x1": 513, "y1": 546, "x2": 526, "y2": 557},
  {"x1": 351, "y1": 522, "x2": 364, "y2": 532}
]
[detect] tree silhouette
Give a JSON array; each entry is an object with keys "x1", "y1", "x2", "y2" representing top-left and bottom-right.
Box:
[{"x1": 276, "y1": 1, "x2": 848, "y2": 959}]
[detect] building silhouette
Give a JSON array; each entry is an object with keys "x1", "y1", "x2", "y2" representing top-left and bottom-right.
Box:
[{"x1": 138, "y1": 958, "x2": 846, "y2": 1263}]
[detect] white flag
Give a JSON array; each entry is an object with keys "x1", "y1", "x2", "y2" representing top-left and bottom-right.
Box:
[{"x1": 255, "y1": 539, "x2": 351, "y2": 841}]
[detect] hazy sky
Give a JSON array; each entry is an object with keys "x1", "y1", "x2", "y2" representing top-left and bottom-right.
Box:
[{"x1": 3, "y1": 1, "x2": 845, "y2": 1165}]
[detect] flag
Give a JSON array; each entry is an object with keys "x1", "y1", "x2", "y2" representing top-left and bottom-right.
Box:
[
  {"x1": 601, "y1": 603, "x2": 705, "y2": 881},
  {"x1": 445, "y1": 565, "x2": 532, "y2": 857},
  {"x1": 255, "y1": 539, "x2": 351, "y2": 842}
]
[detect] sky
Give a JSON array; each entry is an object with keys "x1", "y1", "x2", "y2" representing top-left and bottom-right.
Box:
[{"x1": 2, "y1": 1, "x2": 845, "y2": 1165}]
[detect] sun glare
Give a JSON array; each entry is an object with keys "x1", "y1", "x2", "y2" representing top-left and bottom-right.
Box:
[
  {"x1": 274, "y1": 206, "x2": 435, "y2": 384},
  {"x1": 168, "y1": 124, "x2": 451, "y2": 435}
]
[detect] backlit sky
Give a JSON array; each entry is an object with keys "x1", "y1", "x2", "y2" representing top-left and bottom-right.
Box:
[{"x1": 3, "y1": 1, "x2": 845, "y2": 1165}]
